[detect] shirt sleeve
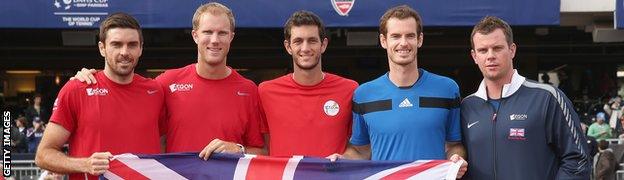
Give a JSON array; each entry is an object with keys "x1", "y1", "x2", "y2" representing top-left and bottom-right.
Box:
[
  {"x1": 155, "y1": 73, "x2": 170, "y2": 136},
  {"x1": 158, "y1": 89, "x2": 168, "y2": 137},
  {"x1": 49, "y1": 81, "x2": 79, "y2": 133},
  {"x1": 350, "y1": 102, "x2": 370, "y2": 146},
  {"x1": 546, "y1": 88, "x2": 591, "y2": 179},
  {"x1": 257, "y1": 90, "x2": 269, "y2": 134},
  {"x1": 242, "y1": 87, "x2": 265, "y2": 148},
  {"x1": 446, "y1": 90, "x2": 462, "y2": 142}
]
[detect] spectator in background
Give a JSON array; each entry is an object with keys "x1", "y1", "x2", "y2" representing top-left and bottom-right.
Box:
[
  {"x1": 582, "y1": 123, "x2": 599, "y2": 165},
  {"x1": 12, "y1": 117, "x2": 29, "y2": 153},
  {"x1": 616, "y1": 116, "x2": 624, "y2": 137},
  {"x1": 24, "y1": 93, "x2": 49, "y2": 125},
  {"x1": 594, "y1": 140, "x2": 616, "y2": 180},
  {"x1": 618, "y1": 116, "x2": 624, "y2": 139},
  {"x1": 588, "y1": 112, "x2": 613, "y2": 141},
  {"x1": 26, "y1": 119, "x2": 45, "y2": 153},
  {"x1": 608, "y1": 96, "x2": 622, "y2": 130},
  {"x1": 603, "y1": 96, "x2": 613, "y2": 118},
  {"x1": 541, "y1": 73, "x2": 552, "y2": 85}
]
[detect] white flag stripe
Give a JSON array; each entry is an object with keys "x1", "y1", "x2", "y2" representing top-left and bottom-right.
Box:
[
  {"x1": 103, "y1": 171, "x2": 124, "y2": 180},
  {"x1": 114, "y1": 153, "x2": 188, "y2": 180},
  {"x1": 233, "y1": 154, "x2": 257, "y2": 180},
  {"x1": 444, "y1": 160, "x2": 462, "y2": 180},
  {"x1": 406, "y1": 162, "x2": 453, "y2": 180},
  {"x1": 282, "y1": 156, "x2": 304, "y2": 180},
  {"x1": 364, "y1": 160, "x2": 429, "y2": 180}
]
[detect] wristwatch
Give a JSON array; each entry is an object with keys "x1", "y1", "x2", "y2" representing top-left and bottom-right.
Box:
[{"x1": 236, "y1": 143, "x2": 245, "y2": 154}]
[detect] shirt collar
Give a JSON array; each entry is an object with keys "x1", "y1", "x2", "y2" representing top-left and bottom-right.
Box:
[{"x1": 474, "y1": 69, "x2": 526, "y2": 100}]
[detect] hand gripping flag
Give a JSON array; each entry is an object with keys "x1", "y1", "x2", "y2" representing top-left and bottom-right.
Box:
[{"x1": 101, "y1": 153, "x2": 461, "y2": 180}]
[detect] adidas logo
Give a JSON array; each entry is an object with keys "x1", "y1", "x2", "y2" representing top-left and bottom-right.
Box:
[{"x1": 398, "y1": 98, "x2": 413, "y2": 108}]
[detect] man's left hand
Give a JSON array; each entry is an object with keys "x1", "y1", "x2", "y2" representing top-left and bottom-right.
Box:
[{"x1": 449, "y1": 154, "x2": 468, "y2": 179}]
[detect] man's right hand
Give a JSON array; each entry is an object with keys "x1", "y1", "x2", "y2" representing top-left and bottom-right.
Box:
[
  {"x1": 326, "y1": 153, "x2": 344, "y2": 162},
  {"x1": 82, "y1": 152, "x2": 113, "y2": 176},
  {"x1": 69, "y1": 68, "x2": 98, "y2": 84},
  {"x1": 199, "y1": 139, "x2": 244, "y2": 160}
]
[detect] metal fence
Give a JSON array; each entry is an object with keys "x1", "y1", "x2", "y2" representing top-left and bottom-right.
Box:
[{"x1": 2, "y1": 160, "x2": 43, "y2": 180}]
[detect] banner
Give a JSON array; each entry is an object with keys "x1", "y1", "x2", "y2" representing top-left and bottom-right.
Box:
[
  {"x1": 0, "y1": 0, "x2": 560, "y2": 28},
  {"x1": 617, "y1": 0, "x2": 624, "y2": 29},
  {"x1": 101, "y1": 153, "x2": 461, "y2": 180}
]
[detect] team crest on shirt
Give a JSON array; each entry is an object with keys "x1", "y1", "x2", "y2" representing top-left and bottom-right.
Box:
[
  {"x1": 86, "y1": 88, "x2": 109, "y2": 96},
  {"x1": 323, "y1": 100, "x2": 340, "y2": 116},
  {"x1": 508, "y1": 128, "x2": 526, "y2": 140},
  {"x1": 169, "y1": 83, "x2": 193, "y2": 93}
]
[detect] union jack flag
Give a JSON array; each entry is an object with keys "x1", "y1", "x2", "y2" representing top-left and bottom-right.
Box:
[{"x1": 100, "y1": 153, "x2": 461, "y2": 180}]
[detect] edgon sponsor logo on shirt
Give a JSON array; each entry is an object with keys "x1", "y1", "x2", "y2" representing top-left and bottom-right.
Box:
[
  {"x1": 509, "y1": 114, "x2": 528, "y2": 121},
  {"x1": 86, "y1": 88, "x2": 109, "y2": 96},
  {"x1": 169, "y1": 83, "x2": 193, "y2": 93}
]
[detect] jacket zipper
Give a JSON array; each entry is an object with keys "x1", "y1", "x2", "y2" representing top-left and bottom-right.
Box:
[
  {"x1": 491, "y1": 88, "x2": 504, "y2": 180},
  {"x1": 492, "y1": 107, "x2": 499, "y2": 180}
]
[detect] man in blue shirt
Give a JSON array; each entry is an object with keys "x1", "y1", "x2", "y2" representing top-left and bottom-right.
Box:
[{"x1": 328, "y1": 5, "x2": 467, "y2": 178}]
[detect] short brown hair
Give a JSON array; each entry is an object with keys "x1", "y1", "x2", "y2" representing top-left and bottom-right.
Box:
[
  {"x1": 15, "y1": 117, "x2": 28, "y2": 127},
  {"x1": 471, "y1": 16, "x2": 513, "y2": 49},
  {"x1": 192, "y1": 2, "x2": 235, "y2": 31},
  {"x1": 379, "y1": 5, "x2": 423, "y2": 36},
  {"x1": 99, "y1": 12, "x2": 142, "y2": 43},
  {"x1": 283, "y1": 10, "x2": 327, "y2": 42},
  {"x1": 599, "y1": 140, "x2": 609, "y2": 150}
]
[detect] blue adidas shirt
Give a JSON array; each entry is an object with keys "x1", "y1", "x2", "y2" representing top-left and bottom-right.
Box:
[{"x1": 350, "y1": 69, "x2": 461, "y2": 161}]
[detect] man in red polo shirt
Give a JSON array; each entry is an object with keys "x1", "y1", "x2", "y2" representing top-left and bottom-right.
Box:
[
  {"x1": 258, "y1": 11, "x2": 358, "y2": 157},
  {"x1": 35, "y1": 13, "x2": 164, "y2": 179}
]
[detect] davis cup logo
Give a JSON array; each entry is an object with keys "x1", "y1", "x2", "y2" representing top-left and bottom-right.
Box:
[
  {"x1": 323, "y1": 100, "x2": 340, "y2": 116},
  {"x1": 53, "y1": 0, "x2": 72, "y2": 10},
  {"x1": 331, "y1": 0, "x2": 355, "y2": 16}
]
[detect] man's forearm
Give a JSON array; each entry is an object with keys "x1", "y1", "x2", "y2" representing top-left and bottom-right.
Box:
[
  {"x1": 342, "y1": 145, "x2": 371, "y2": 160},
  {"x1": 245, "y1": 147, "x2": 267, "y2": 155},
  {"x1": 36, "y1": 148, "x2": 86, "y2": 174},
  {"x1": 446, "y1": 142, "x2": 466, "y2": 159}
]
